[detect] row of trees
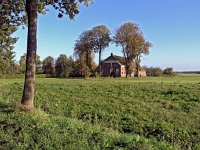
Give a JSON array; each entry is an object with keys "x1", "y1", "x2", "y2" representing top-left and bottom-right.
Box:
[
  {"x1": 144, "y1": 66, "x2": 174, "y2": 77},
  {"x1": 0, "y1": 53, "x2": 95, "y2": 78},
  {"x1": 1, "y1": 51, "x2": 174, "y2": 78},
  {"x1": 42, "y1": 54, "x2": 96, "y2": 78},
  {"x1": 74, "y1": 23, "x2": 152, "y2": 78}
]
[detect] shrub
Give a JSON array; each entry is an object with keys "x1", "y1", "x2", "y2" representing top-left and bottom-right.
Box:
[
  {"x1": 145, "y1": 67, "x2": 163, "y2": 77},
  {"x1": 163, "y1": 67, "x2": 175, "y2": 76}
]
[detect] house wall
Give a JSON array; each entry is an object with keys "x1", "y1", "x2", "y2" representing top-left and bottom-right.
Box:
[
  {"x1": 138, "y1": 70, "x2": 147, "y2": 77},
  {"x1": 121, "y1": 65, "x2": 126, "y2": 77},
  {"x1": 120, "y1": 66, "x2": 136, "y2": 77},
  {"x1": 102, "y1": 62, "x2": 121, "y2": 77},
  {"x1": 100, "y1": 59, "x2": 146, "y2": 77},
  {"x1": 134, "y1": 70, "x2": 147, "y2": 77},
  {"x1": 102, "y1": 63, "x2": 111, "y2": 77}
]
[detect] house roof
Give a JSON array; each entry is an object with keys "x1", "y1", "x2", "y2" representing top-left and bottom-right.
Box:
[
  {"x1": 102, "y1": 53, "x2": 139, "y2": 69},
  {"x1": 103, "y1": 53, "x2": 125, "y2": 65}
]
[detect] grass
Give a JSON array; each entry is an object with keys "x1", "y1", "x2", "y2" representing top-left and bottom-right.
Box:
[{"x1": 0, "y1": 76, "x2": 200, "y2": 149}]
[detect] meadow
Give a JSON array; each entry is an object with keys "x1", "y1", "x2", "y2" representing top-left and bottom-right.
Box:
[{"x1": 0, "y1": 76, "x2": 200, "y2": 150}]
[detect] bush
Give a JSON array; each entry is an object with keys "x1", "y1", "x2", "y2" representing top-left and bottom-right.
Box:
[
  {"x1": 163, "y1": 67, "x2": 175, "y2": 76},
  {"x1": 145, "y1": 67, "x2": 163, "y2": 77}
]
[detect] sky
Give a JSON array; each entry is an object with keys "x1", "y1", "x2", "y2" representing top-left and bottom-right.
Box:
[{"x1": 13, "y1": 0, "x2": 200, "y2": 71}]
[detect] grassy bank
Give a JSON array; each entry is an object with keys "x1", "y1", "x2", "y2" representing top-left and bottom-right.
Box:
[{"x1": 0, "y1": 77, "x2": 200, "y2": 149}]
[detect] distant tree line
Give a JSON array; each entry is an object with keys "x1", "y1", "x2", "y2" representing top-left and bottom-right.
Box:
[
  {"x1": 143, "y1": 66, "x2": 175, "y2": 77},
  {"x1": 0, "y1": 52, "x2": 96, "y2": 78},
  {"x1": 0, "y1": 49, "x2": 175, "y2": 78}
]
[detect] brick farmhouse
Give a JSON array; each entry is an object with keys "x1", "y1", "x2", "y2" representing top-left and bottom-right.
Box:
[{"x1": 96, "y1": 53, "x2": 146, "y2": 77}]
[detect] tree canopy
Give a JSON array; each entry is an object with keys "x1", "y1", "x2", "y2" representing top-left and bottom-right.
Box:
[
  {"x1": 42, "y1": 56, "x2": 55, "y2": 76},
  {"x1": 0, "y1": 0, "x2": 93, "y2": 24},
  {"x1": 91, "y1": 25, "x2": 111, "y2": 75},
  {"x1": 74, "y1": 30, "x2": 96, "y2": 78},
  {"x1": 55, "y1": 54, "x2": 73, "y2": 78}
]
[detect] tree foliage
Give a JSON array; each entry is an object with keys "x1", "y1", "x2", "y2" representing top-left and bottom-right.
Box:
[
  {"x1": 0, "y1": 3, "x2": 18, "y2": 75},
  {"x1": 113, "y1": 22, "x2": 152, "y2": 77},
  {"x1": 0, "y1": 44, "x2": 17, "y2": 76},
  {"x1": 163, "y1": 67, "x2": 174, "y2": 76},
  {"x1": 42, "y1": 56, "x2": 55, "y2": 76},
  {"x1": 0, "y1": 49, "x2": 16, "y2": 75},
  {"x1": 55, "y1": 54, "x2": 73, "y2": 78},
  {"x1": 144, "y1": 66, "x2": 163, "y2": 77},
  {"x1": 0, "y1": 0, "x2": 93, "y2": 24}
]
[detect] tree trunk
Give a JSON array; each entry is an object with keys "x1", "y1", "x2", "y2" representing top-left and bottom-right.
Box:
[
  {"x1": 122, "y1": 46, "x2": 129, "y2": 78},
  {"x1": 21, "y1": 0, "x2": 38, "y2": 109},
  {"x1": 86, "y1": 49, "x2": 89, "y2": 67},
  {"x1": 125, "y1": 64, "x2": 129, "y2": 78},
  {"x1": 99, "y1": 49, "x2": 101, "y2": 76},
  {"x1": 136, "y1": 55, "x2": 140, "y2": 77}
]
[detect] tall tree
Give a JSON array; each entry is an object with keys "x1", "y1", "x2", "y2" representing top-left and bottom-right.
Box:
[
  {"x1": 74, "y1": 30, "x2": 95, "y2": 78},
  {"x1": 113, "y1": 22, "x2": 152, "y2": 77},
  {"x1": 91, "y1": 25, "x2": 111, "y2": 76},
  {"x1": 134, "y1": 36, "x2": 152, "y2": 77},
  {"x1": 0, "y1": 0, "x2": 93, "y2": 108},
  {"x1": 0, "y1": 5, "x2": 18, "y2": 75}
]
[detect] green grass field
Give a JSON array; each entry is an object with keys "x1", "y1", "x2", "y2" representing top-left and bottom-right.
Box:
[{"x1": 0, "y1": 76, "x2": 200, "y2": 149}]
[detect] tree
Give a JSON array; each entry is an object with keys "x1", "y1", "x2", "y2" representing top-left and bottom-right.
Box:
[
  {"x1": 91, "y1": 25, "x2": 111, "y2": 76},
  {"x1": 163, "y1": 67, "x2": 174, "y2": 76},
  {"x1": 0, "y1": 0, "x2": 93, "y2": 108},
  {"x1": 113, "y1": 22, "x2": 152, "y2": 77},
  {"x1": 134, "y1": 37, "x2": 152, "y2": 77},
  {"x1": 0, "y1": 7, "x2": 18, "y2": 75},
  {"x1": 42, "y1": 56, "x2": 55, "y2": 76},
  {"x1": 55, "y1": 54, "x2": 73, "y2": 78},
  {"x1": 74, "y1": 30, "x2": 95, "y2": 78},
  {"x1": 0, "y1": 49, "x2": 16, "y2": 75},
  {"x1": 19, "y1": 54, "x2": 26, "y2": 74},
  {"x1": 70, "y1": 59, "x2": 83, "y2": 77},
  {"x1": 145, "y1": 67, "x2": 163, "y2": 77}
]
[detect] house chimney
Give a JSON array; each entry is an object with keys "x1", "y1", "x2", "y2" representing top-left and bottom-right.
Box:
[{"x1": 111, "y1": 53, "x2": 113, "y2": 56}]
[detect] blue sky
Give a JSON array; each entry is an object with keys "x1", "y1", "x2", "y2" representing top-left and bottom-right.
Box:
[{"x1": 13, "y1": 0, "x2": 200, "y2": 71}]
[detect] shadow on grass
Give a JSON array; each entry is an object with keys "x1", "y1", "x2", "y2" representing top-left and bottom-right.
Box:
[{"x1": 0, "y1": 102, "x2": 15, "y2": 114}]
